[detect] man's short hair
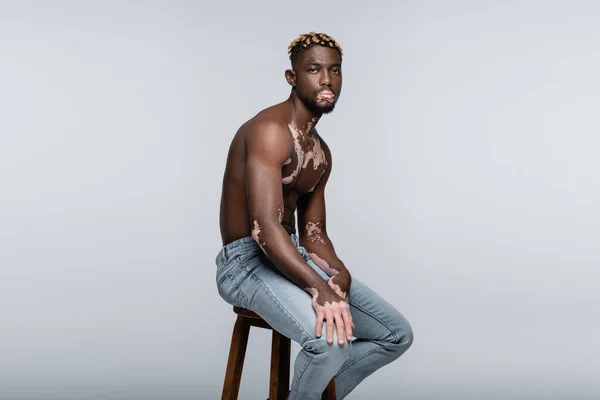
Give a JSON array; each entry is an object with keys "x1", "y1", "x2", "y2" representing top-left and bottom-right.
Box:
[{"x1": 287, "y1": 32, "x2": 343, "y2": 65}]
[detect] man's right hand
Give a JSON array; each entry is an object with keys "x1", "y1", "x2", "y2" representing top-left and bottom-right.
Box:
[{"x1": 307, "y1": 286, "x2": 355, "y2": 345}]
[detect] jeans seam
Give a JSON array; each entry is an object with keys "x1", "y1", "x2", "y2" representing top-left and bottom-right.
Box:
[
  {"x1": 248, "y1": 272, "x2": 313, "y2": 340},
  {"x1": 291, "y1": 352, "x2": 315, "y2": 399},
  {"x1": 227, "y1": 271, "x2": 249, "y2": 308},
  {"x1": 229, "y1": 251, "x2": 312, "y2": 340},
  {"x1": 348, "y1": 299, "x2": 401, "y2": 343}
]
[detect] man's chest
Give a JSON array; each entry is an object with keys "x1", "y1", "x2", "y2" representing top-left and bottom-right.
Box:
[{"x1": 281, "y1": 125, "x2": 328, "y2": 194}]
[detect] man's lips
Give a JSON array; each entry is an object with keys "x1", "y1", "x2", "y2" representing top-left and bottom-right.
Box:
[{"x1": 316, "y1": 90, "x2": 335, "y2": 101}]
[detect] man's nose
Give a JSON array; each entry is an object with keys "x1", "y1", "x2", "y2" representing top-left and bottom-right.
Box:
[{"x1": 320, "y1": 71, "x2": 331, "y2": 86}]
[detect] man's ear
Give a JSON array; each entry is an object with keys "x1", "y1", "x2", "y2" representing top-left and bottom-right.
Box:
[{"x1": 285, "y1": 69, "x2": 296, "y2": 87}]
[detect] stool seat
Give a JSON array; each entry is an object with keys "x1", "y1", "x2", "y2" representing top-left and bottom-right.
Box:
[
  {"x1": 222, "y1": 306, "x2": 336, "y2": 400},
  {"x1": 233, "y1": 306, "x2": 266, "y2": 322}
]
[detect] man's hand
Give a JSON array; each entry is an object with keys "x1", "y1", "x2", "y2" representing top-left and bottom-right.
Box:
[
  {"x1": 307, "y1": 286, "x2": 355, "y2": 345},
  {"x1": 327, "y1": 269, "x2": 351, "y2": 300}
]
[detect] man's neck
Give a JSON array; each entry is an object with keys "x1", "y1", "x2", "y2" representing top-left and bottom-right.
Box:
[{"x1": 288, "y1": 95, "x2": 321, "y2": 136}]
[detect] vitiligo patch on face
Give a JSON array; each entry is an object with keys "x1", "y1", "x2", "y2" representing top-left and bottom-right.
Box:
[
  {"x1": 308, "y1": 252, "x2": 339, "y2": 277},
  {"x1": 316, "y1": 91, "x2": 335, "y2": 103},
  {"x1": 305, "y1": 221, "x2": 326, "y2": 244}
]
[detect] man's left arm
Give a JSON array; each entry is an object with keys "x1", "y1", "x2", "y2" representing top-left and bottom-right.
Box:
[{"x1": 297, "y1": 138, "x2": 352, "y2": 300}]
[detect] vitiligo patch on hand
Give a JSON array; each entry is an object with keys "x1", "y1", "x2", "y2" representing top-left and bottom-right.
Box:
[{"x1": 305, "y1": 287, "x2": 334, "y2": 308}]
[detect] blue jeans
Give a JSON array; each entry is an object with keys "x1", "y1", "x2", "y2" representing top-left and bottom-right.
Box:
[{"x1": 215, "y1": 235, "x2": 413, "y2": 400}]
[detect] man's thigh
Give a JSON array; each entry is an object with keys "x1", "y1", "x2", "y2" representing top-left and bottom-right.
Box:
[
  {"x1": 219, "y1": 242, "x2": 409, "y2": 345},
  {"x1": 233, "y1": 251, "x2": 322, "y2": 346},
  {"x1": 346, "y1": 278, "x2": 411, "y2": 343}
]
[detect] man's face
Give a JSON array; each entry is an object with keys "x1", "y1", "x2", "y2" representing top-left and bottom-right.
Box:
[{"x1": 292, "y1": 45, "x2": 342, "y2": 115}]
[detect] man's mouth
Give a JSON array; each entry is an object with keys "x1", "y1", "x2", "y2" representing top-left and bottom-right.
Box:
[{"x1": 316, "y1": 90, "x2": 335, "y2": 102}]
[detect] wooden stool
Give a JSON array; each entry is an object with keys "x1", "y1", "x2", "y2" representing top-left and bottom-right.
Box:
[{"x1": 222, "y1": 306, "x2": 337, "y2": 400}]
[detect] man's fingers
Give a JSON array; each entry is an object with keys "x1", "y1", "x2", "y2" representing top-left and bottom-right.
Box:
[
  {"x1": 316, "y1": 303, "x2": 355, "y2": 344},
  {"x1": 325, "y1": 311, "x2": 334, "y2": 344},
  {"x1": 342, "y1": 309, "x2": 354, "y2": 340},
  {"x1": 315, "y1": 310, "x2": 324, "y2": 338},
  {"x1": 335, "y1": 311, "x2": 346, "y2": 345}
]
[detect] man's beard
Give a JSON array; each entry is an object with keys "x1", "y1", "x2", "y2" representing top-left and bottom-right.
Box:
[
  {"x1": 300, "y1": 92, "x2": 338, "y2": 115},
  {"x1": 306, "y1": 99, "x2": 336, "y2": 115}
]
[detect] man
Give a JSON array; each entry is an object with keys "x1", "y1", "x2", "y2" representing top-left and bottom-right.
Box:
[{"x1": 215, "y1": 32, "x2": 413, "y2": 399}]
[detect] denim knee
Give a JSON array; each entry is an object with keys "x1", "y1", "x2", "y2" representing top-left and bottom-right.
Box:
[
  {"x1": 303, "y1": 335, "x2": 353, "y2": 365},
  {"x1": 390, "y1": 318, "x2": 414, "y2": 354},
  {"x1": 399, "y1": 321, "x2": 414, "y2": 347}
]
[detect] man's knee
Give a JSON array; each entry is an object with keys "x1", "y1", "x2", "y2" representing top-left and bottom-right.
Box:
[
  {"x1": 399, "y1": 320, "x2": 414, "y2": 347},
  {"x1": 302, "y1": 333, "x2": 353, "y2": 365},
  {"x1": 390, "y1": 317, "x2": 414, "y2": 354}
]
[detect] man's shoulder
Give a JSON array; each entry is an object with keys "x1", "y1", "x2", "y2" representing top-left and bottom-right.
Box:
[
  {"x1": 314, "y1": 130, "x2": 332, "y2": 160},
  {"x1": 241, "y1": 106, "x2": 292, "y2": 147}
]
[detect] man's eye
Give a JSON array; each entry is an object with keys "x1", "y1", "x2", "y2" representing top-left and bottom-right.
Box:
[
  {"x1": 309, "y1": 68, "x2": 318, "y2": 73},
  {"x1": 331, "y1": 69, "x2": 340, "y2": 74}
]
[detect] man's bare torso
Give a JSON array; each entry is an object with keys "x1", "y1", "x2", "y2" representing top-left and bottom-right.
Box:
[{"x1": 219, "y1": 101, "x2": 329, "y2": 245}]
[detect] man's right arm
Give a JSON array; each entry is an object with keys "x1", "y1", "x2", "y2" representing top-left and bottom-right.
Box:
[{"x1": 245, "y1": 122, "x2": 353, "y2": 344}]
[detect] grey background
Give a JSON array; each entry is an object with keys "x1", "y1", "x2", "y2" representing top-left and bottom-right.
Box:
[{"x1": 1, "y1": 1, "x2": 599, "y2": 399}]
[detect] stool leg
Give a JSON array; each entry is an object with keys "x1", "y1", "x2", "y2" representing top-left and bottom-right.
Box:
[
  {"x1": 269, "y1": 330, "x2": 291, "y2": 400},
  {"x1": 322, "y1": 378, "x2": 337, "y2": 400},
  {"x1": 222, "y1": 316, "x2": 250, "y2": 400}
]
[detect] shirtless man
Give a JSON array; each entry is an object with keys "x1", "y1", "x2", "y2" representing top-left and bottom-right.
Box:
[{"x1": 215, "y1": 32, "x2": 413, "y2": 400}]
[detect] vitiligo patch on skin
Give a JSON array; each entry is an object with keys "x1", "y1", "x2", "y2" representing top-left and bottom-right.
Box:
[
  {"x1": 277, "y1": 206, "x2": 284, "y2": 223},
  {"x1": 282, "y1": 123, "x2": 305, "y2": 184},
  {"x1": 305, "y1": 286, "x2": 351, "y2": 343},
  {"x1": 305, "y1": 117, "x2": 317, "y2": 134},
  {"x1": 302, "y1": 135, "x2": 327, "y2": 171},
  {"x1": 251, "y1": 220, "x2": 266, "y2": 250},
  {"x1": 316, "y1": 91, "x2": 335, "y2": 103},
  {"x1": 282, "y1": 120, "x2": 327, "y2": 185},
  {"x1": 305, "y1": 287, "x2": 319, "y2": 298},
  {"x1": 327, "y1": 276, "x2": 346, "y2": 299},
  {"x1": 308, "y1": 252, "x2": 340, "y2": 277},
  {"x1": 305, "y1": 287, "x2": 334, "y2": 308},
  {"x1": 305, "y1": 221, "x2": 326, "y2": 244}
]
